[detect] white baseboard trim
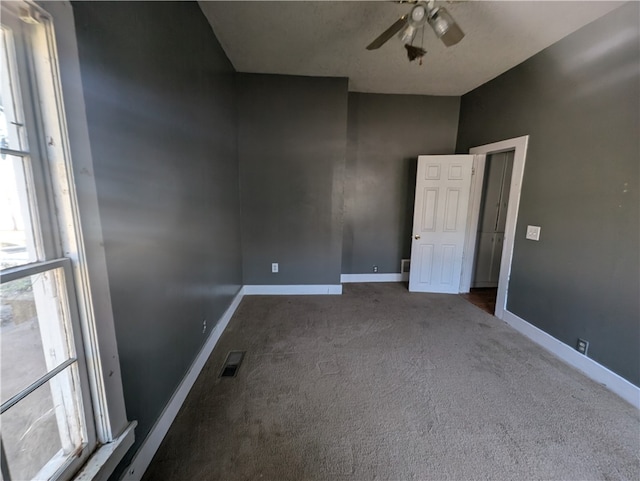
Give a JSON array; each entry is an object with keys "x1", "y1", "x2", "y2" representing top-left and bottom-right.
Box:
[
  {"x1": 502, "y1": 309, "x2": 640, "y2": 408},
  {"x1": 244, "y1": 285, "x2": 342, "y2": 295},
  {"x1": 119, "y1": 287, "x2": 246, "y2": 481},
  {"x1": 341, "y1": 273, "x2": 406, "y2": 283}
]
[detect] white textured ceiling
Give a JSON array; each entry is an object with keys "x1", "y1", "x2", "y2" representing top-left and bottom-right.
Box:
[{"x1": 199, "y1": 1, "x2": 624, "y2": 96}]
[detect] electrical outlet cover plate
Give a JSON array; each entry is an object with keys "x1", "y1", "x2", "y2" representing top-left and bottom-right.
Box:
[
  {"x1": 526, "y1": 225, "x2": 541, "y2": 241},
  {"x1": 577, "y1": 338, "x2": 589, "y2": 355},
  {"x1": 272, "y1": 263, "x2": 278, "y2": 273}
]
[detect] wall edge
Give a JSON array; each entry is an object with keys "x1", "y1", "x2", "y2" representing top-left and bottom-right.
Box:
[
  {"x1": 341, "y1": 273, "x2": 407, "y2": 283},
  {"x1": 118, "y1": 287, "x2": 246, "y2": 480},
  {"x1": 244, "y1": 285, "x2": 343, "y2": 295},
  {"x1": 502, "y1": 309, "x2": 640, "y2": 408}
]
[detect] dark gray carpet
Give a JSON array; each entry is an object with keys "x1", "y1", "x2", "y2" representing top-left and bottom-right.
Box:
[{"x1": 142, "y1": 283, "x2": 639, "y2": 481}]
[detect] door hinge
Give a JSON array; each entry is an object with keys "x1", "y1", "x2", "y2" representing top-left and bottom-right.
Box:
[{"x1": 471, "y1": 166, "x2": 476, "y2": 175}]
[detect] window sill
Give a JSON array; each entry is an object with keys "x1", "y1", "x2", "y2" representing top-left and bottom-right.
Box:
[{"x1": 73, "y1": 422, "x2": 136, "y2": 481}]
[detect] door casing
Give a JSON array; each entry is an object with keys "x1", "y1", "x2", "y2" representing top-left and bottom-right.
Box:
[{"x1": 460, "y1": 135, "x2": 529, "y2": 319}]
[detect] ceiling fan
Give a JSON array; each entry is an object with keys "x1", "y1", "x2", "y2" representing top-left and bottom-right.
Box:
[{"x1": 367, "y1": 1, "x2": 465, "y2": 60}]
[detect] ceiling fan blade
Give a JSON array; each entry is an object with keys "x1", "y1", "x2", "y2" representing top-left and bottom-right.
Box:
[{"x1": 366, "y1": 15, "x2": 408, "y2": 50}]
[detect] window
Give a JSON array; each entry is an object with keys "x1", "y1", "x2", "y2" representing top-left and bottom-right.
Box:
[
  {"x1": 0, "y1": 5, "x2": 96, "y2": 480},
  {"x1": 1, "y1": 2, "x2": 134, "y2": 480}
]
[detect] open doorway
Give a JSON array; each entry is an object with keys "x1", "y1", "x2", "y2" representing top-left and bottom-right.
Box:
[
  {"x1": 463, "y1": 150, "x2": 515, "y2": 313},
  {"x1": 459, "y1": 136, "x2": 529, "y2": 319}
]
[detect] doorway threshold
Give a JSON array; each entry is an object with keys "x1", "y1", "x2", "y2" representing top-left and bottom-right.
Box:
[{"x1": 461, "y1": 288, "x2": 497, "y2": 314}]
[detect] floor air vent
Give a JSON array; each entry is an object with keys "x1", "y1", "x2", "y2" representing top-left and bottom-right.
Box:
[{"x1": 220, "y1": 351, "x2": 245, "y2": 378}]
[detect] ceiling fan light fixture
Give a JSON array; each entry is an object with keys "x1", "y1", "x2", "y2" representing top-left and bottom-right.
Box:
[
  {"x1": 427, "y1": 7, "x2": 465, "y2": 47},
  {"x1": 398, "y1": 24, "x2": 417, "y2": 44},
  {"x1": 366, "y1": 1, "x2": 464, "y2": 51},
  {"x1": 409, "y1": 3, "x2": 428, "y2": 26},
  {"x1": 399, "y1": 2, "x2": 429, "y2": 45}
]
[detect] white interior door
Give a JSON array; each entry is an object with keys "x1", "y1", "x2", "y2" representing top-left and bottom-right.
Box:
[{"x1": 409, "y1": 155, "x2": 474, "y2": 293}]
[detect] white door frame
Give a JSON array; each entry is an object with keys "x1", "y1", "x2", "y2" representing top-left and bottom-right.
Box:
[{"x1": 460, "y1": 135, "x2": 529, "y2": 319}]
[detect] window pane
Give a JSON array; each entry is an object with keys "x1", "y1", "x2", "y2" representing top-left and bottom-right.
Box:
[
  {"x1": 0, "y1": 24, "x2": 28, "y2": 152},
  {"x1": 0, "y1": 154, "x2": 38, "y2": 268},
  {"x1": 1, "y1": 367, "x2": 83, "y2": 481},
  {"x1": 1, "y1": 268, "x2": 75, "y2": 405}
]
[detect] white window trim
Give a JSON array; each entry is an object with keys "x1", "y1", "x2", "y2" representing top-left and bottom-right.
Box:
[{"x1": 28, "y1": 0, "x2": 136, "y2": 477}]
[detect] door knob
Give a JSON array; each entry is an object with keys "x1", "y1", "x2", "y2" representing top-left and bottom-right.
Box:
[{"x1": 414, "y1": 234, "x2": 421, "y2": 240}]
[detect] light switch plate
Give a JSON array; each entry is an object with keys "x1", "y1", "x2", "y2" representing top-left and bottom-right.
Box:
[{"x1": 526, "y1": 225, "x2": 541, "y2": 241}]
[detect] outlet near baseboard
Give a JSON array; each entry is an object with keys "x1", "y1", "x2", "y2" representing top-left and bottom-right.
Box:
[{"x1": 577, "y1": 338, "x2": 589, "y2": 355}]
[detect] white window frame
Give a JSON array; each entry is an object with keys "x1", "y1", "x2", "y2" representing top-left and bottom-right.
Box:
[{"x1": 2, "y1": 1, "x2": 135, "y2": 479}]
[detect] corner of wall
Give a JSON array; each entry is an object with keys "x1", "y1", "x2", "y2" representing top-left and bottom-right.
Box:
[
  {"x1": 501, "y1": 309, "x2": 640, "y2": 408},
  {"x1": 118, "y1": 287, "x2": 246, "y2": 480}
]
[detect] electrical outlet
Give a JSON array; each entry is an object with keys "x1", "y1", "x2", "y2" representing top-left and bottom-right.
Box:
[
  {"x1": 271, "y1": 262, "x2": 279, "y2": 273},
  {"x1": 373, "y1": 265, "x2": 378, "y2": 273},
  {"x1": 202, "y1": 319, "x2": 207, "y2": 334},
  {"x1": 577, "y1": 338, "x2": 589, "y2": 355}
]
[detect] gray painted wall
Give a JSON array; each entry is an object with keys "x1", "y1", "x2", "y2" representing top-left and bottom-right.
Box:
[
  {"x1": 343, "y1": 93, "x2": 460, "y2": 274},
  {"x1": 237, "y1": 74, "x2": 348, "y2": 285},
  {"x1": 72, "y1": 1, "x2": 243, "y2": 473},
  {"x1": 457, "y1": 3, "x2": 639, "y2": 386}
]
